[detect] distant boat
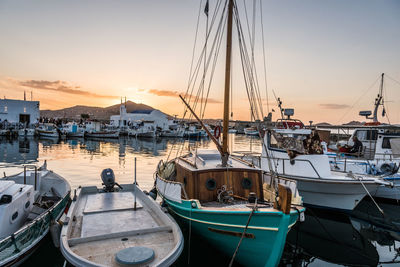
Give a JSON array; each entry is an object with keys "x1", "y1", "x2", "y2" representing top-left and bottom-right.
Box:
[
  {"x1": 60, "y1": 168, "x2": 183, "y2": 266},
  {"x1": 0, "y1": 162, "x2": 70, "y2": 266},
  {"x1": 36, "y1": 123, "x2": 60, "y2": 138},
  {"x1": 62, "y1": 122, "x2": 85, "y2": 138},
  {"x1": 85, "y1": 121, "x2": 119, "y2": 139},
  {"x1": 244, "y1": 126, "x2": 259, "y2": 136}
]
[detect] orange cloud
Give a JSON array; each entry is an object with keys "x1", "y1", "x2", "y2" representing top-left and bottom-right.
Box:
[{"x1": 17, "y1": 80, "x2": 118, "y2": 99}]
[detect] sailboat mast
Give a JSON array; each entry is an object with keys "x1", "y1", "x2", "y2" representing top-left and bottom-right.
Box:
[
  {"x1": 222, "y1": 0, "x2": 234, "y2": 166},
  {"x1": 373, "y1": 73, "x2": 384, "y2": 123}
]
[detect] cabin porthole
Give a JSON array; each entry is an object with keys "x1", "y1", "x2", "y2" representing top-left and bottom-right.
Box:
[
  {"x1": 10, "y1": 211, "x2": 18, "y2": 223},
  {"x1": 24, "y1": 201, "x2": 31, "y2": 210},
  {"x1": 241, "y1": 178, "x2": 252, "y2": 189},
  {"x1": 206, "y1": 178, "x2": 217, "y2": 191}
]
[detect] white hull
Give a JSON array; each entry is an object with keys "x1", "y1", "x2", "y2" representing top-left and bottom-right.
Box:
[
  {"x1": 285, "y1": 175, "x2": 381, "y2": 210},
  {"x1": 37, "y1": 130, "x2": 59, "y2": 138},
  {"x1": 244, "y1": 128, "x2": 258, "y2": 136}
]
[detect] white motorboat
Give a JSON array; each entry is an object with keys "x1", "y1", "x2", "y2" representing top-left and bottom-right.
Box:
[
  {"x1": 128, "y1": 122, "x2": 158, "y2": 138},
  {"x1": 37, "y1": 123, "x2": 60, "y2": 138},
  {"x1": 62, "y1": 122, "x2": 85, "y2": 138},
  {"x1": 60, "y1": 168, "x2": 183, "y2": 267},
  {"x1": 85, "y1": 121, "x2": 119, "y2": 139},
  {"x1": 0, "y1": 162, "x2": 71, "y2": 266},
  {"x1": 244, "y1": 127, "x2": 259, "y2": 136},
  {"x1": 260, "y1": 127, "x2": 389, "y2": 211}
]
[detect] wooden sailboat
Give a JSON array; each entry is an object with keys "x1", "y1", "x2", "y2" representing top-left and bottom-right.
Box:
[{"x1": 156, "y1": 1, "x2": 304, "y2": 266}]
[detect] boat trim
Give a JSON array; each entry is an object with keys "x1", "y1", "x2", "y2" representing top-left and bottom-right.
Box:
[{"x1": 167, "y1": 204, "x2": 279, "y2": 231}]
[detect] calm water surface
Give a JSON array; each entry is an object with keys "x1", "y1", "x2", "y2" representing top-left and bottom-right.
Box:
[{"x1": 1, "y1": 135, "x2": 399, "y2": 266}]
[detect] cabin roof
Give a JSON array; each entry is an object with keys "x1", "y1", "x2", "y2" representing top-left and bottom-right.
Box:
[{"x1": 177, "y1": 149, "x2": 259, "y2": 171}]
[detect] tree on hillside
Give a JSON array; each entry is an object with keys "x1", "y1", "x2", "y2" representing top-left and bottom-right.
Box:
[{"x1": 81, "y1": 114, "x2": 90, "y2": 119}]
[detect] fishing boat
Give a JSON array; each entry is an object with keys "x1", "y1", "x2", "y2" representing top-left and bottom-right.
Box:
[
  {"x1": 260, "y1": 125, "x2": 389, "y2": 211},
  {"x1": 325, "y1": 74, "x2": 400, "y2": 200},
  {"x1": 0, "y1": 162, "x2": 71, "y2": 266},
  {"x1": 62, "y1": 122, "x2": 85, "y2": 138},
  {"x1": 128, "y1": 121, "x2": 158, "y2": 138},
  {"x1": 85, "y1": 121, "x2": 119, "y2": 139},
  {"x1": 60, "y1": 168, "x2": 183, "y2": 266},
  {"x1": 36, "y1": 123, "x2": 60, "y2": 138},
  {"x1": 156, "y1": 1, "x2": 304, "y2": 266}
]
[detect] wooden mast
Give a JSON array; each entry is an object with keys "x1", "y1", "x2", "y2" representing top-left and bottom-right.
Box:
[{"x1": 222, "y1": 0, "x2": 234, "y2": 167}]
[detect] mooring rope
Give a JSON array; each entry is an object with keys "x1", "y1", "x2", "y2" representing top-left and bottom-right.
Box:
[{"x1": 228, "y1": 198, "x2": 257, "y2": 267}]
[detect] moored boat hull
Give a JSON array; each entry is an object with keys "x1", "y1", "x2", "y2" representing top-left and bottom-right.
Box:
[{"x1": 163, "y1": 198, "x2": 300, "y2": 267}]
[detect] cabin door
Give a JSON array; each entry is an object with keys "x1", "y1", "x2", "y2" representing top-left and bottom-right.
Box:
[{"x1": 19, "y1": 114, "x2": 30, "y2": 125}]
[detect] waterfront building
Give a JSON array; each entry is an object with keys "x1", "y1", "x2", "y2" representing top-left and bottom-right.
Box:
[
  {"x1": 0, "y1": 99, "x2": 39, "y2": 125},
  {"x1": 110, "y1": 104, "x2": 174, "y2": 131}
]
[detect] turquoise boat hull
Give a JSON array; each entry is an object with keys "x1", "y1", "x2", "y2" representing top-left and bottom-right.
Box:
[{"x1": 164, "y1": 198, "x2": 303, "y2": 267}]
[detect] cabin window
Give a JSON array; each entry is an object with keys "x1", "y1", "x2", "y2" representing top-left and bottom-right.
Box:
[
  {"x1": 382, "y1": 137, "x2": 392, "y2": 149},
  {"x1": 355, "y1": 130, "x2": 377, "y2": 141},
  {"x1": 24, "y1": 201, "x2": 31, "y2": 210},
  {"x1": 11, "y1": 211, "x2": 18, "y2": 222},
  {"x1": 268, "y1": 133, "x2": 279, "y2": 149},
  {"x1": 4, "y1": 106, "x2": 7, "y2": 112}
]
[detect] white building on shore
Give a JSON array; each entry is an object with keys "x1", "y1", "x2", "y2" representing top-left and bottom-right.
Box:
[
  {"x1": 110, "y1": 104, "x2": 173, "y2": 130},
  {"x1": 0, "y1": 99, "x2": 40, "y2": 125}
]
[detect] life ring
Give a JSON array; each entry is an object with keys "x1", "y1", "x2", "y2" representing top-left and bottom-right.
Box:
[{"x1": 214, "y1": 126, "x2": 221, "y2": 139}]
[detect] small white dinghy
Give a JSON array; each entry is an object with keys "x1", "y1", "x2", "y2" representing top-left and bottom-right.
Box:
[
  {"x1": 0, "y1": 162, "x2": 71, "y2": 266},
  {"x1": 60, "y1": 168, "x2": 183, "y2": 267}
]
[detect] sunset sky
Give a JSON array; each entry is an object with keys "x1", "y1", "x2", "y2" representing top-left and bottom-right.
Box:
[{"x1": 1, "y1": 0, "x2": 399, "y2": 124}]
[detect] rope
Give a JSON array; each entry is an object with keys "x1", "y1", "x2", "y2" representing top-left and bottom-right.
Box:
[
  {"x1": 336, "y1": 75, "x2": 381, "y2": 124},
  {"x1": 259, "y1": 0, "x2": 270, "y2": 114},
  {"x1": 350, "y1": 173, "x2": 384, "y2": 215},
  {"x1": 228, "y1": 198, "x2": 257, "y2": 267}
]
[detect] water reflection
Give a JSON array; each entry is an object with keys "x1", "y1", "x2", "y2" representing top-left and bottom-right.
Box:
[
  {"x1": 283, "y1": 208, "x2": 379, "y2": 266},
  {"x1": 0, "y1": 137, "x2": 38, "y2": 166},
  {"x1": 2, "y1": 134, "x2": 400, "y2": 266}
]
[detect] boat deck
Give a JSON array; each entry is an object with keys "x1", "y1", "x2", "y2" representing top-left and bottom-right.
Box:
[{"x1": 65, "y1": 189, "x2": 178, "y2": 266}]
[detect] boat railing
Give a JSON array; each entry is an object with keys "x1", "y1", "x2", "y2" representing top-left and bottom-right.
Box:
[
  {"x1": 251, "y1": 155, "x2": 322, "y2": 179},
  {"x1": 328, "y1": 156, "x2": 370, "y2": 173},
  {"x1": 328, "y1": 153, "x2": 400, "y2": 173},
  {"x1": 23, "y1": 165, "x2": 38, "y2": 190}
]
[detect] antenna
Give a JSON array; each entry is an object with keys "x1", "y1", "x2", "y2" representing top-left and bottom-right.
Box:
[
  {"x1": 31, "y1": 91, "x2": 33, "y2": 101},
  {"x1": 24, "y1": 91, "x2": 26, "y2": 101}
]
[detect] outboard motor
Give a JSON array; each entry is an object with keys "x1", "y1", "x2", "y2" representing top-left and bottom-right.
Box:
[{"x1": 101, "y1": 168, "x2": 122, "y2": 192}]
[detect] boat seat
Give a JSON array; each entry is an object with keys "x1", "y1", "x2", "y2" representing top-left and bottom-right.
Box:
[
  {"x1": 27, "y1": 205, "x2": 47, "y2": 221},
  {"x1": 67, "y1": 225, "x2": 172, "y2": 247}
]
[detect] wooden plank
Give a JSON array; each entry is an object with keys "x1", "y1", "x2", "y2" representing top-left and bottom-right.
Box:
[
  {"x1": 68, "y1": 225, "x2": 172, "y2": 246},
  {"x1": 275, "y1": 184, "x2": 292, "y2": 214}
]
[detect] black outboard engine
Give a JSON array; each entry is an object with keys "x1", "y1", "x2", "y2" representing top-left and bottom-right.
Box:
[{"x1": 101, "y1": 168, "x2": 122, "y2": 192}]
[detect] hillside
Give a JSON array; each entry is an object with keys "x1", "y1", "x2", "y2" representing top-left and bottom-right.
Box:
[{"x1": 40, "y1": 101, "x2": 154, "y2": 120}]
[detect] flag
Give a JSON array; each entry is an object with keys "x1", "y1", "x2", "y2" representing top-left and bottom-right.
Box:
[{"x1": 204, "y1": 1, "x2": 209, "y2": 17}]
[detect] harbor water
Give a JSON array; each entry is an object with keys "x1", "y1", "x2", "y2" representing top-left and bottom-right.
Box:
[{"x1": 1, "y1": 135, "x2": 399, "y2": 266}]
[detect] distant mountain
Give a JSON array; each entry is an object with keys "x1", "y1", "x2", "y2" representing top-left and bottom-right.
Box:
[
  {"x1": 40, "y1": 101, "x2": 154, "y2": 120},
  {"x1": 315, "y1": 122, "x2": 332, "y2": 126},
  {"x1": 342, "y1": 120, "x2": 364, "y2": 126}
]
